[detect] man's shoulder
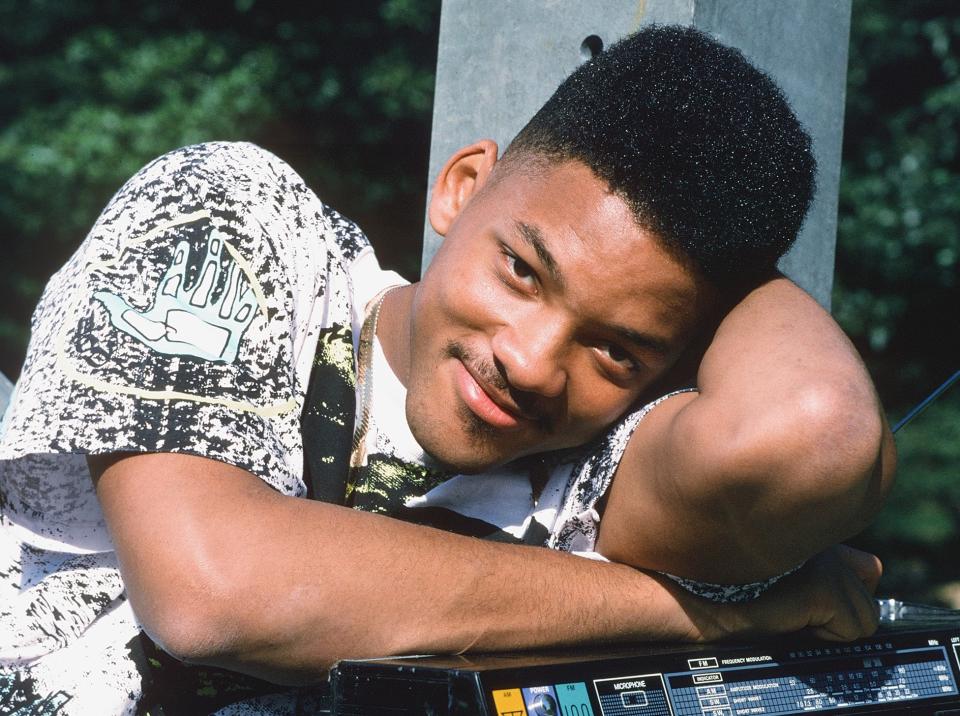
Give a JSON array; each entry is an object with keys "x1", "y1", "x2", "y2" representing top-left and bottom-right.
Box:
[
  {"x1": 147, "y1": 141, "x2": 291, "y2": 181},
  {"x1": 133, "y1": 141, "x2": 316, "y2": 214},
  {"x1": 123, "y1": 141, "x2": 373, "y2": 264}
]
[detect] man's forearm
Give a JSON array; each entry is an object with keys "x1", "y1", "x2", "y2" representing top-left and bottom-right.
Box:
[
  {"x1": 210, "y1": 501, "x2": 733, "y2": 680},
  {"x1": 92, "y1": 452, "x2": 880, "y2": 684},
  {"x1": 90, "y1": 451, "x2": 876, "y2": 683},
  {"x1": 92, "y1": 452, "x2": 746, "y2": 682}
]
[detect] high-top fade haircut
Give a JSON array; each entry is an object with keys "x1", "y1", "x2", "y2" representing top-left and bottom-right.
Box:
[{"x1": 502, "y1": 25, "x2": 816, "y2": 287}]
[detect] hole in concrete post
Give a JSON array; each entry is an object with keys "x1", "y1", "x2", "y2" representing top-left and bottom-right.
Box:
[{"x1": 580, "y1": 34, "x2": 604, "y2": 61}]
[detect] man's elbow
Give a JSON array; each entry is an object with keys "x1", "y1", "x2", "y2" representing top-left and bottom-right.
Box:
[
  {"x1": 128, "y1": 559, "x2": 347, "y2": 679},
  {"x1": 134, "y1": 576, "x2": 241, "y2": 664},
  {"x1": 790, "y1": 380, "x2": 896, "y2": 529},
  {"x1": 809, "y1": 379, "x2": 892, "y2": 469}
]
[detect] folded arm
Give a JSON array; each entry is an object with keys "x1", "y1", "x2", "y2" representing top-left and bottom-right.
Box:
[
  {"x1": 597, "y1": 276, "x2": 896, "y2": 583},
  {"x1": 91, "y1": 449, "x2": 880, "y2": 684}
]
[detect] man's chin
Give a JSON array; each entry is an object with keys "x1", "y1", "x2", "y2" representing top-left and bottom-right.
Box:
[
  {"x1": 408, "y1": 399, "x2": 520, "y2": 473},
  {"x1": 413, "y1": 424, "x2": 517, "y2": 474},
  {"x1": 418, "y1": 440, "x2": 507, "y2": 475}
]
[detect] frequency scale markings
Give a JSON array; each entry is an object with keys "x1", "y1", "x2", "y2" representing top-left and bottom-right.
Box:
[
  {"x1": 663, "y1": 646, "x2": 958, "y2": 715},
  {"x1": 481, "y1": 633, "x2": 960, "y2": 716}
]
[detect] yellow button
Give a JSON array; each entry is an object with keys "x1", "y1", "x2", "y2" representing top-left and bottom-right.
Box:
[{"x1": 492, "y1": 688, "x2": 528, "y2": 716}]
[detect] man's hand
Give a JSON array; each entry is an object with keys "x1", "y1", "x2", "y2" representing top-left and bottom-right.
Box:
[{"x1": 733, "y1": 545, "x2": 882, "y2": 642}]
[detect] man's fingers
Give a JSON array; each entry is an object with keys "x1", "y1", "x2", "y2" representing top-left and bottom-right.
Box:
[
  {"x1": 835, "y1": 544, "x2": 883, "y2": 594},
  {"x1": 810, "y1": 603, "x2": 878, "y2": 642},
  {"x1": 806, "y1": 549, "x2": 880, "y2": 641},
  {"x1": 717, "y1": 545, "x2": 884, "y2": 642},
  {"x1": 847, "y1": 569, "x2": 881, "y2": 637},
  {"x1": 808, "y1": 596, "x2": 877, "y2": 642}
]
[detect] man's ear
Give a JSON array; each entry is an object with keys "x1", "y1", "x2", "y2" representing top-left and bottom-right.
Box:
[{"x1": 428, "y1": 139, "x2": 499, "y2": 236}]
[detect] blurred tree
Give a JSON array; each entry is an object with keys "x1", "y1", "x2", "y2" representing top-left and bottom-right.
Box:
[
  {"x1": 0, "y1": 0, "x2": 440, "y2": 376},
  {"x1": 837, "y1": 0, "x2": 960, "y2": 600},
  {"x1": 859, "y1": 395, "x2": 960, "y2": 599},
  {"x1": 836, "y1": 0, "x2": 959, "y2": 406}
]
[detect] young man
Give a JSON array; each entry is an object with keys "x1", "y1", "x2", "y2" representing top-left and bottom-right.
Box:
[{"x1": 0, "y1": 26, "x2": 891, "y2": 714}]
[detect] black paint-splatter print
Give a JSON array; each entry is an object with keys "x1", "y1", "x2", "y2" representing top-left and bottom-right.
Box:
[
  {"x1": 0, "y1": 671, "x2": 71, "y2": 715},
  {"x1": 348, "y1": 452, "x2": 451, "y2": 515}
]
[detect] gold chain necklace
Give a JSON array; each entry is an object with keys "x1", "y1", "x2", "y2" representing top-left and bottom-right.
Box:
[{"x1": 349, "y1": 285, "x2": 399, "y2": 476}]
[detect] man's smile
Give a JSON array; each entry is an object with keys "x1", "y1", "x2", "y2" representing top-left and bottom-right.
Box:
[
  {"x1": 454, "y1": 359, "x2": 526, "y2": 429},
  {"x1": 447, "y1": 341, "x2": 543, "y2": 432}
]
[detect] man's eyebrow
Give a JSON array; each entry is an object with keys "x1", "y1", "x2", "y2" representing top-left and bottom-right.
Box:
[
  {"x1": 514, "y1": 221, "x2": 563, "y2": 286},
  {"x1": 609, "y1": 324, "x2": 671, "y2": 357}
]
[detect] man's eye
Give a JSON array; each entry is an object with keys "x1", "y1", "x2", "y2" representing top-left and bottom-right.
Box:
[
  {"x1": 506, "y1": 253, "x2": 536, "y2": 285},
  {"x1": 598, "y1": 343, "x2": 640, "y2": 372}
]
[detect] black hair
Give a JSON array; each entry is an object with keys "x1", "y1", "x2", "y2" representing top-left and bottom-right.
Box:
[{"x1": 504, "y1": 25, "x2": 816, "y2": 286}]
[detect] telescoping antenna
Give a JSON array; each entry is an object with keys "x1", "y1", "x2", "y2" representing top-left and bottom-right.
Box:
[{"x1": 891, "y1": 368, "x2": 960, "y2": 434}]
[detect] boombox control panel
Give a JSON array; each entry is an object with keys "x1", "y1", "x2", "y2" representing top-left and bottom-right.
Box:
[{"x1": 331, "y1": 624, "x2": 960, "y2": 715}]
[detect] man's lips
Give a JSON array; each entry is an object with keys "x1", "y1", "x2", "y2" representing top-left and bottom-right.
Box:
[{"x1": 453, "y1": 359, "x2": 528, "y2": 430}]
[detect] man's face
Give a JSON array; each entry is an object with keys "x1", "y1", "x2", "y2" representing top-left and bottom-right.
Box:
[{"x1": 405, "y1": 158, "x2": 710, "y2": 472}]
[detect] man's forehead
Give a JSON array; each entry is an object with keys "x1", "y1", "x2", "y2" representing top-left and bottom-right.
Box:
[
  {"x1": 481, "y1": 155, "x2": 712, "y2": 306},
  {"x1": 487, "y1": 157, "x2": 633, "y2": 230}
]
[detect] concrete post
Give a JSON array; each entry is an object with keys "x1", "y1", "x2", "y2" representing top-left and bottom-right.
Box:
[
  {"x1": 0, "y1": 371, "x2": 11, "y2": 417},
  {"x1": 423, "y1": 0, "x2": 851, "y2": 308}
]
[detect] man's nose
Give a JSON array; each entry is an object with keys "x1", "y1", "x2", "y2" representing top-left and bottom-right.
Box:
[{"x1": 491, "y1": 316, "x2": 568, "y2": 398}]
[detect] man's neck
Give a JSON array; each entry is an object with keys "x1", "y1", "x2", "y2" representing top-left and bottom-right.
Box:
[{"x1": 376, "y1": 282, "x2": 416, "y2": 388}]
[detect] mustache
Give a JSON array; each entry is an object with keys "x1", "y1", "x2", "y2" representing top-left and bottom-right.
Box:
[
  {"x1": 446, "y1": 341, "x2": 508, "y2": 393},
  {"x1": 445, "y1": 340, "x2": 552, "y2": 431}
]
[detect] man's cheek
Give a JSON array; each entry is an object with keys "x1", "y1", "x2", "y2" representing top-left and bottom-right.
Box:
[
  {"x1": 441, "y1": 275, "x2": 503, "y2": 334},
  {"x1": 565, "y1": 395, "x2": 633, "y2": 445}
]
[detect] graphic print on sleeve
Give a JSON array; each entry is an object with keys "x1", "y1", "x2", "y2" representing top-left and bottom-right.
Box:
[
  {"x1": 93, "y1": 218, "x2": 261, "y2": 364},
  {"x1": 59, "y1": 209, "x2": 293, "y2": 417},
  {"x1": 0, "y1": 142, "x2": 351, "y2": 502}
]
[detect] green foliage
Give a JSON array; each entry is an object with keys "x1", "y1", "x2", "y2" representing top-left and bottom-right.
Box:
[
  {"x1": 874, "y1": 397, "x2": 960, "y2": 547},
  {"x1": 835, "y1": 0, "x2": 960, "y2": 404},
  {"x1": 0, "y1": 0, "x2": 440, "y2": 375},
  {"x1": 854, "y1": 395, "x2": 960, "y2": 598},
  {"x1": 834, "y1": 0, "x2": 960, "y2": 599}
]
